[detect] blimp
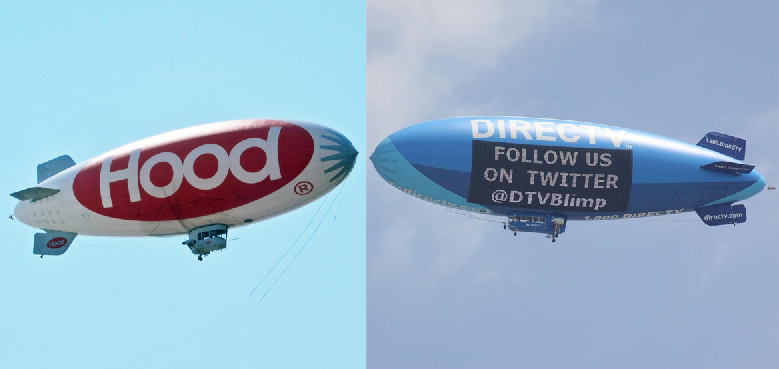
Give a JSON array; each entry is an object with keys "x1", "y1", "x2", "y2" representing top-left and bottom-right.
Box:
[
  {"x1": 370, "y1": 116, "x2": 767, "y2": 242},
  {"x1": 11, "y1": 119, "x2": 358, "y2": 260}
]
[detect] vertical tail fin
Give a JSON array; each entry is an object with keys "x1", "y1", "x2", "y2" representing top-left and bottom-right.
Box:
[
  {"x1": 37, "y1": 155, "x2": 75, "y2": 184},
  {"x1": 33, "y1": 231, "x2": 77, "y2": 257},
  {"x1": 695, "y1": 203, "x2": 747, "y2": 226},
  {"x1": 697, "y1": 132, "x2": 746, "y2": 160}
]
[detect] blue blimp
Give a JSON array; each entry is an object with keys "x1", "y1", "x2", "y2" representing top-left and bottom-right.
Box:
[{"x1": 371, "y1": 117, "x2": 767, "y2": 241}]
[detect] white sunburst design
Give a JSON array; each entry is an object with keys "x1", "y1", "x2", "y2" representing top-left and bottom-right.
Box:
[{"x1": 320, "y1": 128, "x2": 358, "y2": 184}]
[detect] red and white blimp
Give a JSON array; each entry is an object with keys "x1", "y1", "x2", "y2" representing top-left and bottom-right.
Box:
[{"x1": 11, "y1": 119, "x2": 358, "y2": 260}]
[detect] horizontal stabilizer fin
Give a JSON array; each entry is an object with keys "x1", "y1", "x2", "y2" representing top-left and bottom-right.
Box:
[
  {"x1": 700, "y1": 161, "x2": 755, "y2": 176},
  {"x1": 695, "y1": 203, "x2": 747, "y2": 226},
  {"x1": 697, "y1": 132, "x2": 746, "y2": 160},
  {"x1": 10, "y1": 187, "x2": 60, "y2": 202},
  {"x1": 33, "y1": 231, "x2": 77, "y2": 256},
  {"x1": 37, "y1": 155, "x2": 75, "y2": 184}
]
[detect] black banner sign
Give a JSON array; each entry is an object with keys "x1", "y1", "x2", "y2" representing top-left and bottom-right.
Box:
[{"x1": 467, "y1": 141, "x2": 633, "y2": 212}]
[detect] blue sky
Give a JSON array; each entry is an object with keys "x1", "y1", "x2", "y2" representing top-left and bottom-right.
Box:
[
  {"x1": 1, "y1": 1, "x2": 365, "y2": 368},
  {"x1": 368, "y1": 1, "x2": 779, "y2": 368}
]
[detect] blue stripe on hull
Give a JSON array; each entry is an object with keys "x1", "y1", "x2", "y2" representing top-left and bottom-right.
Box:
[{"x1": 412, "y1": 162, "x2": 753, "y2": 218}]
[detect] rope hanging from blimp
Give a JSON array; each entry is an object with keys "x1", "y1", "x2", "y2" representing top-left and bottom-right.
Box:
[
  {"x1": 257, "y1": 188, "x2": 343, "y2": 302},
  {"x1": 249, "y1": 191, "x2": 332, "y2": 296},
  {"x1": 332, "y1": 173, "x2": 353, "y2": 220},
  {"x1": 251, "y1": 180, "x2": 347, "y2": 299},
  {"x1": 254, "y1": 182, "x2": 346, "y2": 301}
]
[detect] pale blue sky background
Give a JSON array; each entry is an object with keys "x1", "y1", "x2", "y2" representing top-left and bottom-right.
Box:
[
  {"x1": 368, "y1": 1, "x2": 779, "y2": 368},
  {"x1": 1, "y1": 1, "x2": 365, "y2": 368}
]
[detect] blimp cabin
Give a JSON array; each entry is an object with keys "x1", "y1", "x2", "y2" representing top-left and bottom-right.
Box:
[{"x1": 184, "y1": 224, "x2": 229, "y2": 260}]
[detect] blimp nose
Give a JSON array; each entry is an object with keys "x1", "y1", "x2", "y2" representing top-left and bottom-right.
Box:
[
  {"x1": 321, "y1": 128, "x2": 358, "y2": 184},
  {"x1": 370, "y1": 137, "x2": 399, "y2": 183}
]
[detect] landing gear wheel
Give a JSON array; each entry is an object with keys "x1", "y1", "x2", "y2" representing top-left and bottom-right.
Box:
[
  {"x1": 503, "y1": 223, "x2": 507, "y2": 229},
  {"x1": 513, "y1": 231, "x2": 517, "y2": 236},
  {"x1": 198, "y1": 255, "x2": 202, "y2": 261}
]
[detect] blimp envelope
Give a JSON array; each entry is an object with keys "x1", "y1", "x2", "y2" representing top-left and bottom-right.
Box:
[
  {"x1": 12, "y1": 119, "x2": 358, "y2": 259},
  {"x1": 371, "y1": 117, "x2": 765, "y2": 240}
]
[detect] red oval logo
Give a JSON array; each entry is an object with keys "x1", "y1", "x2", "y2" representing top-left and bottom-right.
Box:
[
  {"x1": 73, "y1": 120, "x2": 315, "y2": 221},
  {"x1": 47, "y1": 237, "x2": 68, "y2": 249}
]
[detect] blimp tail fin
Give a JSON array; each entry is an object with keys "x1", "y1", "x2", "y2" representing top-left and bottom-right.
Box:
[
  {"x1": 10, "y1": 187, "x2": 60, "y2": 202},
  {"x1": 695, "y1": 203, "x2": 747, "y2": 226},
  {"x1": 33, "y1": 231, "x2": 77, "y2": 257},
  {"x1": 700, "y1": 161, "x2": 755, "y2": 176},
  {"x1": 697, "y1": 132, "x2": 746, "y2": 161},
  {"x1": 37, "y1": 155, "x2": 76, "y2": 184}
]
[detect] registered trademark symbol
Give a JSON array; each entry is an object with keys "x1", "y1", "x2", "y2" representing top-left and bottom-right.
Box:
[{"x1": 294, "y1": 181, "x2": 313, "y2": 195}]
